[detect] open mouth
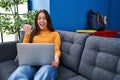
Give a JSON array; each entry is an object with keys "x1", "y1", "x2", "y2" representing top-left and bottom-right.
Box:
[
  {"x1": 40, "y1": 23, "x2": 45, "y2": 27},
  {"x1": 39, "y1": 23, "x2": 46, "y2": 29}
]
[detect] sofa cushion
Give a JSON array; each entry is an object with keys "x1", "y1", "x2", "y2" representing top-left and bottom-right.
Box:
[
  {"x1": 0, "y1": 60, "x2": 18, "y2": 80},
  {"x1": 79, "y1": 36, "x2": 120, "y2": 80},
  {"x1": 56, "y1": 64, "x2": 78, "y2": 80},
  {"x1": 58, "y1": 30, "x2": 88, "y2": 72},
  {"x1": 0, "y1": 41, "x2": 17, "y2": 63}
]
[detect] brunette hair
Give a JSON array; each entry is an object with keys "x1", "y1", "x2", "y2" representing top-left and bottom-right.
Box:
[{"x1": 29, "y1": 9, "x2": 54, "y2": 42}]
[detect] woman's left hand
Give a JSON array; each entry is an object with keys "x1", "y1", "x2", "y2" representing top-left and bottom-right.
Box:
[{"x1": 52, "y1": 56, "x2": 60, "y2": 67}]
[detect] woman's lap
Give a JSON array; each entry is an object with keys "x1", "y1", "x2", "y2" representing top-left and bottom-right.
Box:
[
  {"x1": 34, "y1": 65, "x2": 58, "y2": 80},
  {"x1": 8, "y1": 65, "x2": 58, "y2": 80},
  {"x1": 8, "y1": 65, "x2": 37, "y2": 80}
]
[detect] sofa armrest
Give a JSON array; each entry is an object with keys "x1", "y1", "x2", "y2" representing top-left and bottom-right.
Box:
[{"x1": 0, "y1": 41, "x2": 18, "y2": 63}]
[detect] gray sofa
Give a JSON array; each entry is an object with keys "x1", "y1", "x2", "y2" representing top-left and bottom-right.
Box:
[{"x1": 0, "y1": 30, "x2": 120, "y2": 80}]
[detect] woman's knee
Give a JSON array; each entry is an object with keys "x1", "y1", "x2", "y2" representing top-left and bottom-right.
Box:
[
  {"x1": 16, "y1": 66, "x2": 35, "y2": 72},
  {"x1": 34, "y1": 65, "x2": 58, "y2": 80},
  {"x1": 40, "y1": 65, "x2": 54, "y2": 71},
  {"x1": 8, "y1": 66, "x2": 36, "y2": 80},
  {"x1": 37, "y1": 65, "x2": 58, "y2": 75},
  {"x1": 18, "y1": 65, "x2": 32, "y2": 70}
]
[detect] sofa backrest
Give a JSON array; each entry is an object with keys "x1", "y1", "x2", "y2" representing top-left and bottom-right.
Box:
[
  {"x1": 0, "y1": 41, "x2": 18, "y2": 62},
  {"x1": 79, "y1": 36, "x2": 120, "y2": 80},
  {"x1": 58, "y1": 30, "x2": 88, "y2": 72}
]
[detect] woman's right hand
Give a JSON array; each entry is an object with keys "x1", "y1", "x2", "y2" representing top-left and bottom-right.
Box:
[{"x1": 22, "y1": 24, "x2": 32, "y2": 34}]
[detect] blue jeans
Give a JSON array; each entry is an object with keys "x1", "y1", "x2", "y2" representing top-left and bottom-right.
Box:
[{"x1": 8, "y1": 65, "x2": 58, "y2": 80}]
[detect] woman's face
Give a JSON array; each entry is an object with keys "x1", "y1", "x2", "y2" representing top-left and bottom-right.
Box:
[{"x1": 37, "y1": 12, "x2": 47, "y2": 30}]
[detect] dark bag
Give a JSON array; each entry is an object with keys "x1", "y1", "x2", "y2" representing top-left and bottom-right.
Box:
[{"x1": 87, "y1": 9, "x2": 106, "y2": 31}]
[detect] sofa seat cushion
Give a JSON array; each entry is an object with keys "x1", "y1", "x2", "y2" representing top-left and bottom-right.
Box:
[
  {"x1": 79, "y1": 36, "x2": 120, "y2": 80},
  {"x1": 57, "y1": 64, "x2": 78, "y2": 80},
  {"x1": 66, "y1": 75, "x2": 88, "y2": 80},
  {"x1": 0, "y1": 60, "x2": 18, "y2": 80}
]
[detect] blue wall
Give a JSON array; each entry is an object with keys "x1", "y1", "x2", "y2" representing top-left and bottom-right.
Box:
[
  {"x1": 50, "y1": 0, "x2": 120, "y2": 32},
  {"x1": 50, "y1": 0, "x2": 109, "y2": 31},
  {"x1": 29, "y1": 0, "x2": 120, "y2": 32},
  {"x1": 109, "y1": 0, "x2": 120, "y2": 31}
]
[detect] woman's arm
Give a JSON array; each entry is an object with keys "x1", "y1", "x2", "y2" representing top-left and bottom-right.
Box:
[
  {"x1": 54, "y1": 32, "x2": 61, "y2": 58},
  {"x1": 52, "y1": 31, "x2": 61, "y2": 67},
  {"x1": 22, "y1": 24, "x2": 32, "y2": 43}
]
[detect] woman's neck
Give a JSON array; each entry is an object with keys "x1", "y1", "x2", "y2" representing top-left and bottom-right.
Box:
[{"x1": 41, "y1": 27, "x2": 48, "y2": 31}]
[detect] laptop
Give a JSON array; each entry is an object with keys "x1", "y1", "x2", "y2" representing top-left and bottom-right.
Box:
[{"x1": 17, "y1": 43, "x2": 55, "y2": 66}]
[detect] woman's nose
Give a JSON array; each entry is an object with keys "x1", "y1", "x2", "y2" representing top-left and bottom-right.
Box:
[{"x1": 40, "y1": 19, "x2": 44, "y2": 23}]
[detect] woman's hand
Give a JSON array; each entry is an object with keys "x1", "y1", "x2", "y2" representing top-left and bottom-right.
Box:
[
  {"x1": 22, "y1": 24, "x2": 32, "y2": 34},
  {"x1": 52, "y1": 56, "x2": 60, "y2": 67}
]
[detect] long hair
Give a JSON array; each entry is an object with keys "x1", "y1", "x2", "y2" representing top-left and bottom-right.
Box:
[{"x1": 30, "y1": 9, "x2": 54, "y2": 43}]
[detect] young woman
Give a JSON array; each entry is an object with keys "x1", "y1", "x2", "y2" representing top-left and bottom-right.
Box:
[{"x1": 8, "y1": 9, "x2": 61, "y2": 80}]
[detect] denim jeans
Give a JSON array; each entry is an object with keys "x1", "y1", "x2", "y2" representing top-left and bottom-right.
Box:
[{"x1": 8, "y1": 65, "x2": 58, "y2": 80}]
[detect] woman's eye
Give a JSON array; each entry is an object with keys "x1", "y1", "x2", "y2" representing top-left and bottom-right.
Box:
[
  {"x1": 37, "y1": 17, "x2": 46, "y2": 20},
  {"x1": 38, "y1": 18, "x2": 41, "y2": 20},
  {"x1": 44, "y1": 18, "x2": 46, "y2": 20}
]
